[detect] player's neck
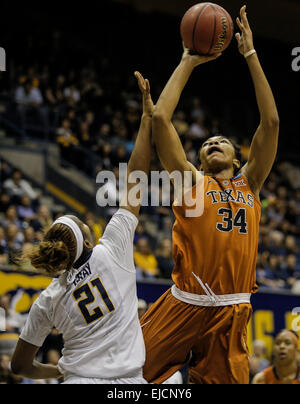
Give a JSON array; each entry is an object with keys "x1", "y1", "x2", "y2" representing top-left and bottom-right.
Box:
[
  {"x1": 204, "y1": 167, "x2": 235, "y2": 179},
  {"x1": 275, "y1": 361, "x2": 298, "y2": 380}
]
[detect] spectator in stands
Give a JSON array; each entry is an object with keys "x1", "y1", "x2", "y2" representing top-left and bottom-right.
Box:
[
  {"x1": 134, "y1": 237, "x2": 159, "y2": 279},
  {"x1": 0, "y1": 226, "x2": 8, "y2": 264},
  {"x1": 3, "y1": 170, "x2": 38, "y2": 202},
  {"x1": 187, "y1": 115, "x2": 208, "y2": 140},
  {"x1": 23, "y1": 226, "x2": 37, "y2": 244},
  {"x1": 249, "y1": 340, "x2": 270, "y2": 382},
  {"x1": 20, "y1": 242, "x2": 36, "y2": 271},
  {"x1": 6, "y1": 224, "x2": 24, "y2": 261},
  {"x1": 172, "y1": 111, "x2": 189, "y2": 136},
  {"x1": 78, "y1": 121, "x2": 92, "y2": 149},
  {"x1": 56, "y1": 118, "x2": 79, "y2": 166},
  {"x1": 17, "y1": 195, "x2": 35, "y2": 222},
  {"x1": 1, "y1": 206, "x2": 22, "y2": 230},
  {"x1": 44, "y1": 349, "x2": 62, "y2": 384},
  {"x1": 110, "y1": 145, "x2": 129, "y2": 168},
  {"x1": 133, "y1": 221, "x2": 155, "y2": 250},
  {"x1": 0, "y1": 294, "x2": 25, "y2": 333},
  {"x1": 285, "y1": 235, "x2": 300, "y2": 258},
  {"x1": 268, "y1": 230, "x2": 286, "y2": 256},
  {"x1": 63, "y1": 83, "x2": 81, "y2": 106},
  {"x1": 31, "y1": 205, "x2": 53, "y2": 233},
  {"x1": 138, "y1": 299, "x2": 148, "y2": 319},
  {"x1": 155, "y1": 239, "x2": 173, "y2": 279},
  {"x1": 183, "y1": 140, "x2": 198, "y2": 167},
  {"x1": 15, "y1": 79, "x2": 48, "y2": 133},
  {"x1": 256, "y1": 254, "x2": 285, "y2": 290},
  {"x1": 97, "y1": 142, "x2": 113, "y2": 170},
  {"x1": 0, "y1": 192, "x2": 11, "y2": 214},
  {"x1": 54, "y1": 75, "x2": 66, "y2": 104},
  {"x1": 0, "y1": 161, "x2": 12, "y2": 185},
  {"x1": 280, "y1": 254, "x2": 300, "y2": 290},
  {"x1": 0, "y1": 353, "x2": 11, "y2": 384},
  {"x1": 15, "y1": 80, "x2": 43, "y2": 107}
]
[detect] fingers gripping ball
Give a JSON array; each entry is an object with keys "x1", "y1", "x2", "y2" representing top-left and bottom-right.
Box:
[{"x1": 180, "y1": 2, "x2": 234, "y2": 55}]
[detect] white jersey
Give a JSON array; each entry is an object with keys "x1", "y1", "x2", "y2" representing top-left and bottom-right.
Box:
[{"x1": 20, "y1": 209, "x2": 146, "y2": 381}]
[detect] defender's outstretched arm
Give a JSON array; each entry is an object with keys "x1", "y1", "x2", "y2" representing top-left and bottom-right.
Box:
[{"x1": 120, "y1": 72, "x2": 153, "y2": 218}]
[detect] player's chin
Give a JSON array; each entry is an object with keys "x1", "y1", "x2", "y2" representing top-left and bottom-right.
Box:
[{"x1": 206, "y1": 154, "x2": 228, "y2": 168}]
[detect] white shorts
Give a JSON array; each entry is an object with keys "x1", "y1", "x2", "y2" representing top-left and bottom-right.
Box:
[{"x1": 63, "y1": 376, "x2": 148, "y2": 384}]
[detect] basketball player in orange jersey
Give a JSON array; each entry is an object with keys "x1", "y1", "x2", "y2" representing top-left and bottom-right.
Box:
[
  {"x1": 252, "y1": 330, "x2": 300, "y2": 384},
  {"x1": 140, "y1": 6, "x2": 279, "y2": 384}
]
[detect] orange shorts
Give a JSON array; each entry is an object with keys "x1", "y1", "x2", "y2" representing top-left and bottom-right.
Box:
[{"x1": 140, "y1": 289, "x2": 252, "y2": 384}]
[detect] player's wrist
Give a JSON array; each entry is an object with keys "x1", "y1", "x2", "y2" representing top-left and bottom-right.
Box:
[
  {"x1": 142, "y1": 113, "x2": 152, "y2": 120},
  {"x1": 180, "y1": 56, "x2": 197, "y2": 70},
  {"x1": 244, "y1": 49, "x2": 256, "y2": 59}
]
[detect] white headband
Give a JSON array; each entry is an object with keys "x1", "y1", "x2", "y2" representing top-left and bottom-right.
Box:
[{"x1": 52, "y1": 216, "x2": 84, "y2": 263}]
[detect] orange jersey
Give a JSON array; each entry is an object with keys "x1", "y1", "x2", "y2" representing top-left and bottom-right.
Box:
[
  {"x1": 172, "y1": 174, "x2": 261, "y2": 295},
  {"x1": 263, "y1": 366, "x2": 300, "y2": 384}
]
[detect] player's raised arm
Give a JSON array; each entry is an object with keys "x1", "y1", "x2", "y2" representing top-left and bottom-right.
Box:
[
  {"x1": 119, "y1": 72, "x2": 153, "y2": 218},
  {"x1": 237, "y1": 6, "x2": 279, "y2": 196},
  {"x1": 152, "y1": 45, "x2": 221, "y2": 182}
]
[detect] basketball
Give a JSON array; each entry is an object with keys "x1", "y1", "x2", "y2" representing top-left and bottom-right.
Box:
[{"x1": 180, "y1": 2, "x2": 234, "y2": 55}]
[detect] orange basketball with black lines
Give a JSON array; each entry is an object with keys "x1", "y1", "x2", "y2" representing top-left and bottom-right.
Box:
[{"x1": 180, "y1": 2, "x2": 234, "y2": 55}]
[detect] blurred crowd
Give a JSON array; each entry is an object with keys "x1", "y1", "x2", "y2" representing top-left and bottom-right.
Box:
[
  {"x1": 1, "y1": 154, "x2": 299, "y2": 286},
  {"x1": 0, "y1": 158, "x2": 175, "y2": 279}
]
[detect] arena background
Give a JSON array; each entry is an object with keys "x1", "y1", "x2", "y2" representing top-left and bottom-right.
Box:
[{"x1": 0, "y1": 0, "x2": 299, "y2": 383}]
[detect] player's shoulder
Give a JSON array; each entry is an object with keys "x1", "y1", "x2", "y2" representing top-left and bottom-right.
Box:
[
  {"x1": 38, "y1": 277, "x2": 66, "y2": 303},
  {"x1": 29, "y1": 279, "x2": 58, "y2": 315},
  {"x1": 252, "y1": 370, "x2": 267, "y2": 384}
]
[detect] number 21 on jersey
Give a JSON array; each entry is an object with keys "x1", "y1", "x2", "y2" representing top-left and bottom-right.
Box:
[{"x1": 73, "y1": 277, "x2": 115, "y2": 325}]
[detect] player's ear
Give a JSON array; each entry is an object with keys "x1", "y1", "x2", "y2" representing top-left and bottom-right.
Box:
[
  {"x1": 84, "y1": 239, "x2": 93, "y2": 249},
  {"x1": 233, "y1": 158, "x2": 241, "y2": 172}
]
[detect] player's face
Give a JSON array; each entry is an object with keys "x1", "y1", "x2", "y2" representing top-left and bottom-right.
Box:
[
  {"x1": 199, "y1": 136, "x2": 238, "y2": 173},
  {"x1": 273, "y1": 332, "x2": 297, "y2": 364}
]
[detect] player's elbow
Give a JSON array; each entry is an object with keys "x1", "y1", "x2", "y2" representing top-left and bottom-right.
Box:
[
  {"x1": 10, "y1": 358, "x2": 25, "y2": 375},
  {"x1": 261, "y1": 114, "x2": 280, "y2": 131},
  {"x1": 152, "y1": 109, "x2": 169, "y2": 129}
]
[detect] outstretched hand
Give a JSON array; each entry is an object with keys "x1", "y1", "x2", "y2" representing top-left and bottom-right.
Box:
[
  {"x1": 181, "y1": 42, "x2": 222, "y2": 68},
  {"x1": 134, "y1": 71, "x2": 154, "y2": 117},
  {"x1": 235, "y1": 5, "x2": 254, "y2": 56}
]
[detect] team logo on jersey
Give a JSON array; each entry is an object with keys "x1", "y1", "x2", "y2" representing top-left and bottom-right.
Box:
[{"x1": 233, "y1": 179, "x2": 246, "y2": 187}]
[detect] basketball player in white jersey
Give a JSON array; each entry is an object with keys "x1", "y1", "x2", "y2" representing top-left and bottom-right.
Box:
[{"x1": 10, "y1": 72, "x2": 153, "y2": 384}]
